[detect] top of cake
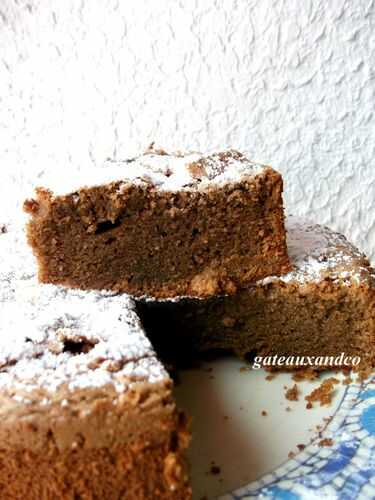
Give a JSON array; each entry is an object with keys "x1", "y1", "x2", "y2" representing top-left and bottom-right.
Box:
[
  {"x1": 0, "y1": 223, "x2": 168, "y2": 406},
  {"x1": 260, "y1": 217, "x2": 374, "y2": 286},
  {"x1": 35, "y1": 148, "x2": 268, "y2": 196}
]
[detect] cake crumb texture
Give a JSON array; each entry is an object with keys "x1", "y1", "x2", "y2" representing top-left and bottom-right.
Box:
[
  {"x1": 139, "y1": 218, "x2": 375, "y2": 370},
  {"x1": 23, "y1": 149, "x2": 290, "y2": 298}
]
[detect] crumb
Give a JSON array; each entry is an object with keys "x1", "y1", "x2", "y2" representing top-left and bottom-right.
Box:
[
  {"x1": 305, "y1": 378, "x2": 339, "y2": 407},
  {"x1": 223, "y1": 415, "x2": 229, "y2": 420},
  {"x1": 261, "y1": 410, "x2": 267, "y2": 416},
  {"x1": 285, "y1": 384, "x2": 299, "y2": 401},
  {"x1": 23, "y1": 198, "x2": 40, "y2": 214},
  {"x1": 288, "y1": 451, "x2": 295, "y2": 459},
  {"x1": 342, "y1": 367, "x2": 351, "y2": 376},
  {"x1": 240, "y1": 366, "x2": 250, "y2": 373},
  {"x1": 265, "y1": 373, "x2": 277, "y2": 381},
  {"x1": 343, "y1": 376, "x2": 352, "y2": 386},
  {"x1": 292, "y1": 369, "x2": 319, "y2": 382},
  {"x1": 264, "y1": 367, "x2": 275, "y2": 373},
  {"x1": 319, "y1": 438, "x2": 333, "y2": 447},
  {"x1": 285, "y1": 406, "x2": 292, "y2": 412},
  {"x1": 306, "y1": 402, "x2": 313, "y2": 409},
  {"x1": 210, "y1": 465, "x2": 221, "y2": 475},
  {"x1": 0, "y1": 224, "x2": 7, "y2": 234},
  {"x1": 355, "y1": 366, "x2": 373, "y2": 382},
  {"x1": 297, "y1": 444, "x2": 306, "y2": 451}
]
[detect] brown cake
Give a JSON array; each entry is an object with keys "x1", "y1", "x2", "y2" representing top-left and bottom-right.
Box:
[
  {"x1": 139, "y1": 218, "x2": 375, "y2": 370},
  {"x1": 5, "y1": 210, "x2": 374, "y2": 497},
  {"x1": 0, "y1": 226, "x2": 191, "y2": 500},
  {"x1": 23, "y1": 148, "x2": 290, "y2": 298}
]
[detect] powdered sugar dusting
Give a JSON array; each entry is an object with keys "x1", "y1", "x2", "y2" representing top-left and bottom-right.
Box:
[
  {"x1": 260, "y1": 217, "x2": 373, "y2": 286},
  {"x1": 33, "y1": 149, "x2": 266, "y2": 196},
  {"x1": 0, "y1": 218, "x2": 36, "y2": 303},
  {"x1": 0, "y1": 223, "x2": 168, "y2": 404}
]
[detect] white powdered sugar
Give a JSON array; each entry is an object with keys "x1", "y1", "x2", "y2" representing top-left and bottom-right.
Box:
[
  {"x1": 33, "y1": 150, "x2": 266, "y2": 196},
  {"x1": 0, "y1": 218, "x2": 36, "y2": 303},
  {"x1": 260, "y1": 217, "x2": 373, "y2": 286},
  {"x1": 0, "y1": 223, "x2": 168, "y2": 403}
]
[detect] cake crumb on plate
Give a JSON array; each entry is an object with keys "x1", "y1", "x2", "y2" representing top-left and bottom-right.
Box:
[{"x1": 305, "y1": 378, "x2": 340, "y2": 408}]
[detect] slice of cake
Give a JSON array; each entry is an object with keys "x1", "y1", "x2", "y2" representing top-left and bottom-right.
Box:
[
  {"x1": 0, "y1": 227, "x2": 191, "y2": 499},
  {"x1": 23, "y1": 148, "x2": 290, "y2": 298},
  {"x1": 139, "y1": 218, "x2": 375, "y2": 370}
]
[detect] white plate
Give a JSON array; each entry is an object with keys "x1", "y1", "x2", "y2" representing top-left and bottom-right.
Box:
[{"x1": 175, "y1": 358, "x2": 375, "y2": 499}]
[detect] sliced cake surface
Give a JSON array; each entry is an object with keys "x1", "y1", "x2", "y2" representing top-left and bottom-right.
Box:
[
  {"x1": 23, "y1": 148, "x2": 290, "y2": 298},
  {"x1": 139, "y1": 218, "x2": 375, "y2": 370},
  {"x1": 0, "y1": 223, "x2": 191, "y2": 500}
]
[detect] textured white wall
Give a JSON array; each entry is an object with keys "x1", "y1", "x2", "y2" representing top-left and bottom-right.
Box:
[{"x1": 1, "y1": 0, "x2": 375, "y2": 259}]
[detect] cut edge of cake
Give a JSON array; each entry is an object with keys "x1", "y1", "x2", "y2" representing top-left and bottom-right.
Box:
[
  {"x1": 138, "y1": 217, "x2": 375, "y2": 371},
  {"x1": 23, "y1": 148, "x2": 290, "y2": 298}
]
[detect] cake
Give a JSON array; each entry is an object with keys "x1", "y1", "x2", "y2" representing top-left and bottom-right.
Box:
[
  {"x1": 139, "y1": 218, "x2": 375, "y2": 370},
  {"x1": 23, "y1": 148, "x2": 290, "y2": 298},
  {"x1": 0, "y1": 225, "x2": 191, "y2": 500},
  {"x1": 4, "y1": 209, "x2": 374, "y2": 497}
]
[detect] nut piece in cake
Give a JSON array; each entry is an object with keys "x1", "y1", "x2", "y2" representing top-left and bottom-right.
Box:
[{"x1": 23, "y1": 148, "x2": 290, "y2": 298}]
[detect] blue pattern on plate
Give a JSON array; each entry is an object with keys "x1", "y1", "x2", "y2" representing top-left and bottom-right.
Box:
[
  {"x1": 219, "y1": 373, "x2": 375, "y2": 499},
  {"x1": 360, "y1": 405, "x2": 375, "y2": 435}
]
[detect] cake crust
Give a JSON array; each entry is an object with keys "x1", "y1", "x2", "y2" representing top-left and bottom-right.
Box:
[{"x1": 23, "y1": 149, "x2": 290, "y2": 298}]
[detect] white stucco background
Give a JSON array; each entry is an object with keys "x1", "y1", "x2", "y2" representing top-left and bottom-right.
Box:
[{"x1": 1, "y1": 0, "x2": 375, "y2": 258}]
